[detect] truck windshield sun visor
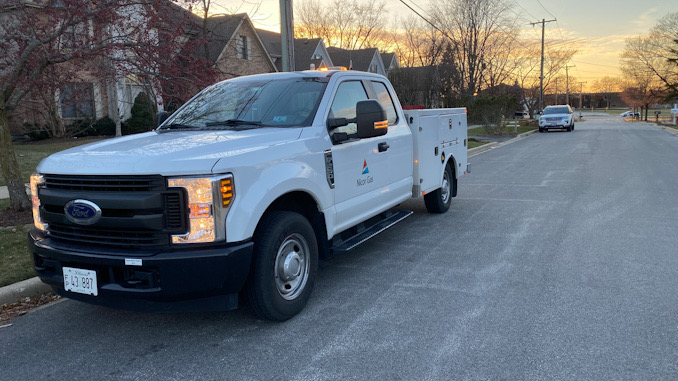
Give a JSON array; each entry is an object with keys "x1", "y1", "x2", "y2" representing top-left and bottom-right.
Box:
[{"x1": 163, "y1": 78, "x2": 326, "y2": 129}]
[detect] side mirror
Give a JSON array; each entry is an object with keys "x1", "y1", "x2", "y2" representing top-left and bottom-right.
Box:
[
  {"x1": 327, "y1": 117, "x2": 348, "y2": 129},
  {"x1": 156, "y1": 111, "x2": 169, "y2": 127},
  {"x1": 355, "y1": 100, "x2": 388, "y2": 138}
]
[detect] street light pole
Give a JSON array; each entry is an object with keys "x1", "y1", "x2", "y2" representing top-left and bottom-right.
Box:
[
  {"x1": 565, "y1": 65, "x2": 574, "y2": 105},
  {"x1": 578, "y1": 81, "x2": 587, "y2": 109}
]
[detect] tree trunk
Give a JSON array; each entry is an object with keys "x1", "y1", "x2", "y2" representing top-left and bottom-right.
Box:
[{"x1": 0, "y1": 109, "x2": 32, "y2": 211}]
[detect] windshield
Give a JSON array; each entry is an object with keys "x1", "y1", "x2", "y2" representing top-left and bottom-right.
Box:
[
  {"x1": 162, "y1": 78, "x2": 326, "y2": 130},
  {"x1": 543, "y1": 107, "x2": 570, "y2": 115}
]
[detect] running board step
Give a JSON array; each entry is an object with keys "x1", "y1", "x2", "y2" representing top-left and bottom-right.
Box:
[{"x1": 329, "y1": 209, "x2": 413, "y2": 254}]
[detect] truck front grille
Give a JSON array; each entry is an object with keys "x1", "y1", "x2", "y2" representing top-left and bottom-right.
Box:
[
  {"x1": 39, "y1": 175, "x2": 187, "y2": 250},
  {"x1": 48, "y1": 224, "x2": 167, "y2": 247},
  {"x1": 43, "y1": 174, "x2": 165, "y2": 192}
]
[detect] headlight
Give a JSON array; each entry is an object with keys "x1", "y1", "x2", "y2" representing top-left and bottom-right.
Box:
[
  {"x1": 168, "y1": 174, "x2": 234, "y2": 244},
  {"x1": 30, "y1": 174, "x2": 47, "y2": 231}
]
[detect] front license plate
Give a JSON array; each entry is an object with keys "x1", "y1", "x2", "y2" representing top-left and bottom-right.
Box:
[{"x1": 63, "y1": 267, "x2": 98, "y2": 296}]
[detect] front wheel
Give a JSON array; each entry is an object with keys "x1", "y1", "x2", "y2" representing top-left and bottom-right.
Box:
[
  {"x1": 245, "y1": 211, "x2": 318, "y2": 321},
  {"x1": 424, "y1": 165, "x2": 453, "y2": 213}
]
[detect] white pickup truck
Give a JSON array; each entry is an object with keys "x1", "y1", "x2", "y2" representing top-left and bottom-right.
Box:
[{"x1": 29, "y1": 70, "x2": 468, "y2": 320}]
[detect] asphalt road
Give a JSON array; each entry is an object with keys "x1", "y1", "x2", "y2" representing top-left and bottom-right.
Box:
[{"x1": 2, "y1": 117, "x2": 678, "y2": 380}]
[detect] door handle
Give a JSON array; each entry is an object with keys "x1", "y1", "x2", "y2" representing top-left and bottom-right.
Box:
[{"x1": 378, "y1": 142, "x2": 390, "y2": 152}]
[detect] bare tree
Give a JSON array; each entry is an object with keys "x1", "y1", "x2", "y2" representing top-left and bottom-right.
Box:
[
  {"x1": 0, "y1": 0, "x2": 143, "y2": 210},
  {"x1": 591, "y1": 76, "x2": 621, "y2": 108},
  {"x1": 295, "y1": 0, "x2": 388, "y2": 50},
  {"x1": 391, "y1": 16, "x2": 446, "y2": 68},
  {"x1": 512, "y1": 42, "x2": 577, "y2": 115},
  {"x1": 0, "y1": 0, "x2": 215, "y2": 211},
  {"x1": 428, "y1": 0, "x2": 521, "y2": 98}
]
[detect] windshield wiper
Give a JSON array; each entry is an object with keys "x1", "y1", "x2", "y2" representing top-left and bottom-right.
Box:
[
  {"x1": 205, "y1": 119, "x2": 268, "y2": 128},
  {"x1": 158, "y1": 123, "x2": 200, "y2": 131}
]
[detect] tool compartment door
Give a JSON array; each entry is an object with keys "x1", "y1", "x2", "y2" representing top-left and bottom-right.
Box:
[{"x1": 415, "y1": 114, "x2": 444, "y2": 193}]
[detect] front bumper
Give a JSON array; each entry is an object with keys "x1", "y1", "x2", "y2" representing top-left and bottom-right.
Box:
[
  {"x1": 540, "y1": 120, "x2": 571, "y2": 129},
  {"x1": 29, "y1": 229, "x2": 253, "y2": 312}
]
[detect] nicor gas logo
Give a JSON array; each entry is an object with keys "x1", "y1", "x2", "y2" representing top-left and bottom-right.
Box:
[{"x1": 357, "y1": 159, "x2": 374, "y2": 187}]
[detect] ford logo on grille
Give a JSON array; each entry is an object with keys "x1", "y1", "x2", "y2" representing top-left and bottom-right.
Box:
[{"x1": 64, "y1": 200, "x2": 102, "y2": 225}]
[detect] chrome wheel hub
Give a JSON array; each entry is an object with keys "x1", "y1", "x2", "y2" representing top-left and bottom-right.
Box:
[
  {"x1": 441, "y1": 172, "x2": 450, "y2": 204},
  {"x1": 274, "y1": 233, "x2": 310, "y2": 300}
]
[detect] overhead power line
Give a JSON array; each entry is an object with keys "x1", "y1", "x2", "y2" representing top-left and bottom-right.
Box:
[
  {"x1": 536, "y1": 0, "x2": 557, "y2": 19},
  {"x1": 573, "y1": 60, "x2": 619, "y2": 69}
]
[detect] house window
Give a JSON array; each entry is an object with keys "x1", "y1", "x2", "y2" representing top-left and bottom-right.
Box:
[
  {"x1": 237, "y1": 35, "x2": 251, "y2": 60},
  {"x1": 59, "y1": 20, "x2": 91, "y2": 51},
  {"x1": 60, "y1": 83, "x2": 94, "y2": 118}
]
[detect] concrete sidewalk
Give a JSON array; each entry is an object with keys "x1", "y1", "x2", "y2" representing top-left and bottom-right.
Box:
[{"x1": 0, "y1": 184, "x2": 30, "y2": 200}]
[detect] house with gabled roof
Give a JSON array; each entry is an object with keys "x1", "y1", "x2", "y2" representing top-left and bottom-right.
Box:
[
  {"x1": 256, "y1": 29, "x2": 333, "y2": 71},
  {"x1": 326, "y1": 47, "x2": 386, "y2": 75},
  {"x1": 196, "y1": 14, "x2": 277, "y2": 80},
  {"x1": 380, "y1": 52, "x2": 399, "y2": 73}
]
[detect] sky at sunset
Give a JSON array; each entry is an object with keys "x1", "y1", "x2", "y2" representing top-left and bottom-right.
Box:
[{"x1": 214, "y1": 0, "x2": 677, "y2": 88}]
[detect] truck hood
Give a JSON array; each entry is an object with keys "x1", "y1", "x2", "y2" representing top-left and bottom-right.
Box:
[{"x1": 37, "y1": 128, "x2": 302, "y2": 176}]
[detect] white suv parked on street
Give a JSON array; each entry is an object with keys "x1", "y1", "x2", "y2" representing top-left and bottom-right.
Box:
[{"x1": 539, "y1": 105, "x2": 574, "y2": 132}]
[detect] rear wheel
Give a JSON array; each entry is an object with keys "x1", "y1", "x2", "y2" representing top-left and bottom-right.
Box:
[
  {"x1": 245, "y1": 211, "x2": 318, "y2": 321},
  {"x1": 424, "y1": 165, "x2": 453, "y2": 213}
]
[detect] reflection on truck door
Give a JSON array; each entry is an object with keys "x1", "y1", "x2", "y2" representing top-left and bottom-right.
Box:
[{"x1": 330, "y1": 80, "x2": 391, "y2": 233}]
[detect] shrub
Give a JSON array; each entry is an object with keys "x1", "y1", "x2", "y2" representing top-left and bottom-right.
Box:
[
  {"x1": 88, "y1": 116, "x2": 116, "y2": 136},
  {"x1": 125, "y1": 92, "x2": 154, "y2": 135}
]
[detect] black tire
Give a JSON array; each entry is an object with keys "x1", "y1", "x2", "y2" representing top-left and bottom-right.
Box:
[
  {"x1": 424, "y1": 165, "x2": 453, "y2": 213},
  {"x1": 539, "y1": 128, "x2": 544, "y2": 133},
  {"x1": 245, "y1": 211, "x2": 318, "y2": 321}
]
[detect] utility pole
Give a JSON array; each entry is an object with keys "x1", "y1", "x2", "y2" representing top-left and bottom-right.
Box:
[
  {"x1": 555, "y1": 78, "x2": 558, "y2": 105},
  {"x1": 578, "y1": 81, "x2": 587, "y2": 110},
  {"x1": 530, "y1": 18, "x2": 557, "y2": 113},
  {"x1": 280, "y1": 0, "x2": 295, "y2": 72},
  {"x1": 565, "y1": 65, "x2": 574, "y2": 105}
]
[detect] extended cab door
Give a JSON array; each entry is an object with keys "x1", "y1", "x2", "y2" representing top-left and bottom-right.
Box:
[{"x1": 328, "y1": 78, "x2": 413, "y2": 235}]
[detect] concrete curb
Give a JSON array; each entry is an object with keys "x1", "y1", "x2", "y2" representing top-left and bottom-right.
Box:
[
  {"x1": 658, "y1": 125, "x2": 678, "y2": 136},
  {"x1": 0, "y1": 277, "x2": 53, "y2": 305},
  {"x1": 468, "y1": 129, "x2": 538, "y2": 157}
]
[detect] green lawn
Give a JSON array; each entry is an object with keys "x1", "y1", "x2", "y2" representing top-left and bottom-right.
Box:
[
  {"x1": 468, "y1": 125, "x2": 537, "y2": 136},
  {"x1": 1, "y1": 138, "x2": 107, "y2": 287},
  {"x1": 0, "y1": 198, "x2": 35, "y2": 287},
  {"x1": 586, "y1": 107, "x2": 674, "y2": 118},
  {"x1": 0, "y1": 224, "x2": 34, "y2": 288},
  {"x1": 468, "y1": 138, "x2": 488, "y2": 149},
  {"x1": 1, "y1": 137, "x2": 107, "y2": 187}
]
